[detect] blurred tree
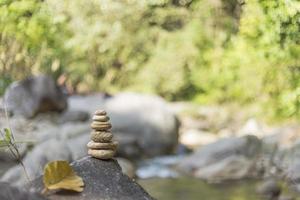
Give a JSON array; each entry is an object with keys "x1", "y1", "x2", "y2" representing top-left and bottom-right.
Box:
[{"x1": 0, "y1": 0, "x2": 299, "y2": 119}]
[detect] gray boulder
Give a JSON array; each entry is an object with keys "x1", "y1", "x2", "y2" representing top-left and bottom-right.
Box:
[
  {"x1": 105, "y1": 92, "x2": 179, "y2": 157},
  {"x1": 1, "y1": 139, "x2": 73, "y2": 186},
  {"x1": 0, "y1": 182, "x2": 46, "y2": 200},
  {"x1": 177, "y1": 135, "x2": 262, "y2": 182},
  {"x1": 4, "y1": 75, "x2": 67, "y2": 118},
  {"x1": 1, "y1": 133, "x2": 134, "y2": 186},
  {"x1": 58, "y1": 110, "x2": 90, "y2": 124},
  {"x1": 116, "y1": 157, "x2": 136, "y2": 178},
  {"x1": 29, "y1": 156, "x2": 154, "y2": 200},
  {"x1": 283, "y1": 145, "x2": 300, "y2": 192},
  {"x1": 256, "y1": 179, "x2": 281, "y2": 200}
]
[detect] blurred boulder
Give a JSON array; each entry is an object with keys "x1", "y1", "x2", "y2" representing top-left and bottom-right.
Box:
[
  {"x1": 1, "y1": 138, "x2": 73, "y2": 186},
  {"x1": 279, "y1": 196, "x2": 295, "y2": 200},
  {"x1": 0, "y1": 143, "x2": 27, "y2": 161},
  {"x1": 263, "y1": 124, "x2": 300, "y2": 150},
  {"x1": 105, "y1": 92, "x2": 179, "y2": 157},
  {"x1": 256, "y1": 179, "x2": 281, "y2": 200},
  {"x1": 0, "y1": 182, "x2": 46, "y2": 200},
  {"x1": 177, "y1": 135, "x2": 262, "y2": 182},
  {"x1": 0, "y1": 128, "x2": 92, "y2": 186},
  {"x1": 68, "y1": 93, "x2": 108, "y2": 114},
  {"x1": 117, "y1": 157, "x2": 136, "y2": 178},
  {"x1": 271, "y1": 140, "x2": 300, "y2": 182},
  {"x1": 179, "y1": 129, "x2": 218, "y2": 150},
  {"x1": 29, "y1": 156, "x2": 153, "y2": 200},
  {"x1": 115, "y1": 134, "x2": 142, "y2": 159},
  {"x1": 3, "y1": 75, "x2": 67, "y2": 118},
  {"x1": 66, "y1": 133, "x2": 90, "y2": 160},
  {"x1": 58, "y1": 110, "x2": 90, "y2": 124},
  {"x1": 238, "y1": 118, "x2": 268, "y2": 138}
]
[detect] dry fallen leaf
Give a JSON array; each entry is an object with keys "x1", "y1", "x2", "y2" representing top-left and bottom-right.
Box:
[{"x1": 43, "y1": 160, "x2": 84, "y2": 193}]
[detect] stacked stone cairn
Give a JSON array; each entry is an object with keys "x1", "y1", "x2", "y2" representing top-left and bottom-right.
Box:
[{"x1": 87, "y1": 110, "x2": 118, "y2": 159}]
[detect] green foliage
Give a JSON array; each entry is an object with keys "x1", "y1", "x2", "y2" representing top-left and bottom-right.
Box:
[
  {"x1": 0, "y1": 0, "x2": 299, "y2": 119},
  {"x1": 0, "y1": 0, "x2": 67, "y2": 79},
  {"x1": 192, "y1": 0, "x2": 300, "y2": 119}
]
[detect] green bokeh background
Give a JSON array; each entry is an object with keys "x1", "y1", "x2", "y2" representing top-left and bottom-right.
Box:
[{"x1": 0, "y1": 0, "x2": 299, "y2": 120}]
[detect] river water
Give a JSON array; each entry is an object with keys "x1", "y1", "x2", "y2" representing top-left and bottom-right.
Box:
[
  {"x1": 139, "y1": 178, "x2": 259, "y2": 200},
  {"x1": 140, "y1": 177, "x2": 300, "y2": 200}
]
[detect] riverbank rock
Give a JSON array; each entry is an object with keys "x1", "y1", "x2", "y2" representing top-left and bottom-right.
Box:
[
  {"x1": 256, "y1": 179, "x2": 281, "y2": 200},
  {"x1": 179, "y1": 129, "x2": 218, "y2": 150},
  {"x1": 29, "y1": 156, "x2": 153, "y2": 200},
  {"x1": 105, "y1": 92, "x2": 179, "y2": 157},
  {"x1": 177, "y1": 135, "x2": 262, "y2": 182},
  {"x1": 278, "y1": 142, "x2": 300, "y2": 193},
  {"x1": 3, "y1": 75, "x2": 67, "y2": 118}
]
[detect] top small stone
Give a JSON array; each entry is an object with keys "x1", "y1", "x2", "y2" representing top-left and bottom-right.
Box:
[{"x1": 94, "y1": 110, "x2": 107, "y2": 115}]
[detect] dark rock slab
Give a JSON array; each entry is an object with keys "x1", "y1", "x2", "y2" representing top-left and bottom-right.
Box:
[{"x1": 29, "y1": 156, "x2": 154, "y2": 200}]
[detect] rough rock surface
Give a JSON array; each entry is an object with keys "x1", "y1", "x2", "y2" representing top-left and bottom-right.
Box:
[
  {"x1": 177, "y1": 135, "x2": 262, "y2": 182},
  {"x1": 29, "y1": 156, "x2": 153, "y2": 200},
  {"x1": 3, "y1": 75, "x2": 67, "y2": 118},
  {"x1": 0, "y1": 182, "x2": 46, "y2": 200},
  {"x1": 105, "y1": 92, "x2": 179, "y2": 157}
]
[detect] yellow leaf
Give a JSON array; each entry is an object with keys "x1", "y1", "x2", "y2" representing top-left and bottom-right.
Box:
[{"x1": 43, "y1": 160, "x2": 84, "y2": 192}]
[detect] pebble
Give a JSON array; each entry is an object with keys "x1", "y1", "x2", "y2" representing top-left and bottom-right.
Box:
[
  {"x1": 91, "y1": 131, "x2": 113, "y2": 142},
  {"x1": 87, "y1": 141, "x2": 118, "y2": 150},
  {"x1": 91, "y1": 123, "x2": 112, "y2": 131},
  {"x1": 92, "y1": 115, "x2": 110, "y2": 122},
  {"x1": 94, "y1": 110, "x2": 107, "y2": 115}
]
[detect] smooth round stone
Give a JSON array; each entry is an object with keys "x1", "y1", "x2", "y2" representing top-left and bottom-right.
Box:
[
  {"x1": 87, "y1": 141, "x2": 118, "y2": 150},
  {"x1": 91, "y1": 131, "x2": 113, "y2": 142},
  {"x1": 92, "y1": 121, "x2": 111, "y2": 126},
  {"x1": 92, "y1": 115, "x2": 109, "y2": 122},
  {"x1": 91, "y1": 122, "x2": 112, "y2": 130},
  {"x1": 88, "y1": 149, "x2": 115, "y2": 159},
  {"x1": 94, "y1": 110, "x2": 107, "y2": 115}
]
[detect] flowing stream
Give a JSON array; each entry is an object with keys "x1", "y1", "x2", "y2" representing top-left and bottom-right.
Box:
[
  {"x1": 139, "y1": 178, "x2": 260, "y2": 200},
  {"x1": 139, "y1": 177, "x2": 300, "y2": 200}
]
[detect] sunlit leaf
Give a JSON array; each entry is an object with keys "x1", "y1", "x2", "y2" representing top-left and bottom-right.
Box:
[{"x1": 43, "y1": 160, "x2": 84, "y2": 192}]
